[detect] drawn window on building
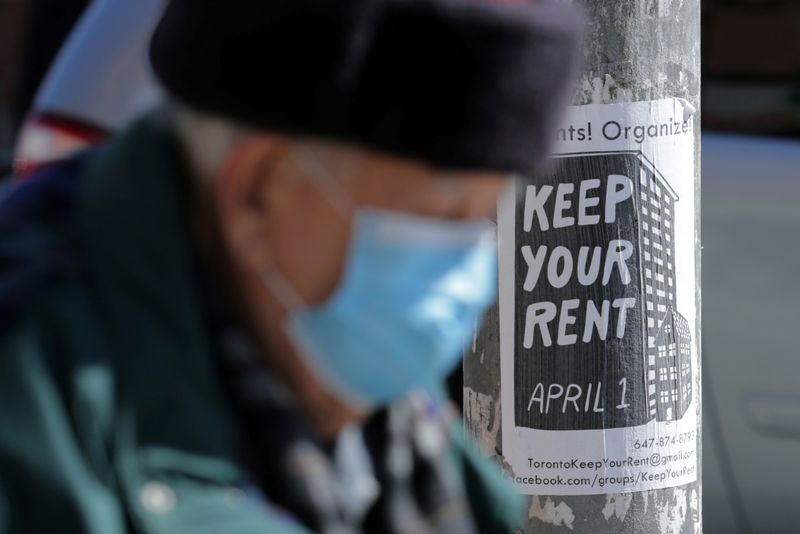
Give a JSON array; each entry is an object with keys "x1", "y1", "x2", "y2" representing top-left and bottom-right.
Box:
[
  {"x1": 666, "y1": 233, "x2": 671, "y2": 242},
  {"x1": 642, "y1": 206, "x2": 649, "y2": 216},
  {"x1": 657, "y1": 290, "x2": 666, "y2": 299},
  {"x1": 668, "y1": 277, "x2": 674, "y2": 286},
  {"x1": 645, "y1": 268, "x2": 653, "y2": 279},
  {"x1": 643, "y1": 221, "x2": 649, "y2": 231},
  {"x1": 645, "y1": 251, "x2": 652, "y2": 261},
  {"x1": 640, "y1": 171, "x2": 648, "y2": 186},
  {"x1": 646, "y1": 284, "x2": 653, "y2": 294},
  {"x1": 653, "y1": 239, "x2": 663, "y2": 249},
  {"x1": 644, "y1": 237, "x2": 650, "y2": 246},
  {"x1": 641, "y1": 191, "x2": 648, "y2": 202},
  {"x1": 649, "y1": 336, "x2": 655, "y2": 348},
  {"x1": 651, "y1": 212, "x2": 661, "y2": 226},
  {"x1": 647, "y1": 301, "x2": 654, "y2": 311},
  {"x1": 660, "y1": 391, "x2": 669, "y2": 404},
  {"x1": 656, "y1": 273, "x2": 665, "y2": 282},
  {"x1": 659, "y1": 367, "x2": 668, "y2": 381},
  {"x1": 658, "y1": 303, "x2": 667, "y2": 312},
  {"x1": 665, "y1": 219, "x2": 671, "y2": 229},
  {"x1": 652, "y1": 208, "x2": 662, "y2": 221},
  {"x1": 655, "y1": 256, "x2": 663, "y2": 266},
  {"x1": 664, "y1": 205, "x2": 671, "y2": 216}
]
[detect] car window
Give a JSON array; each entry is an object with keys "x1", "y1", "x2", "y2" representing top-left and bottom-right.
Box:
[{"x1": 703, "y1": 0, "x2": 800, "y2": 137}]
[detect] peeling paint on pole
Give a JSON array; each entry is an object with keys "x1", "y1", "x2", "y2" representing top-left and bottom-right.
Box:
[{"x1": 463, "y1": 0, "x2": 701, "y2": 532}]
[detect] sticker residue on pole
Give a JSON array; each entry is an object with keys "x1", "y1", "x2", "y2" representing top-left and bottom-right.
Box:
[{"x1": 499, "y1": 98, "x2": 698, "y2": 495}]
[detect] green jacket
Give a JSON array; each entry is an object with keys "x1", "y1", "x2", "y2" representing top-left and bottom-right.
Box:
[{"x1": 0, "y1": 118, "x2": 521, "y2": 533}]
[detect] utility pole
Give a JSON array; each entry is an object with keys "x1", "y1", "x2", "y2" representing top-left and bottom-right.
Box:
[{"x1": 464, "y1": 1, "x2": 701, "y2": 533}]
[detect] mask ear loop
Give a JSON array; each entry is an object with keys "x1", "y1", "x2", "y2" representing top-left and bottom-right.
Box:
[
  {"x1": 261, "y1": 266, "x2": 306, "y2": 313},
  {"x1": 262, "y1": 147, "x2": 356, "y2": 313},
  {"x1": 294, "y1": 147, "x2": 354, "y2": 220}
]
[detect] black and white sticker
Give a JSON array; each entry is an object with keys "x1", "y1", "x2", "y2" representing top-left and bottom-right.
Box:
[{"x1": 499, "y1": 98, "x2": 698, "y2": 495}]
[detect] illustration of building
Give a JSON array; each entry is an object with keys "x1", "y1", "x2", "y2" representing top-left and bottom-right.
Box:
[
  {"x1": 513, "y1": 150, "x2": 693, "y2": 430},
  {"x1": 636, "y1": 154, "x2": 693, "y2": 422}
]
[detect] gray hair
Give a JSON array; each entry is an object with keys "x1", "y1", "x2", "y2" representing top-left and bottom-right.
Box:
[{"x1": 170, "y1": 102, "x2": 251, "y2": 182}]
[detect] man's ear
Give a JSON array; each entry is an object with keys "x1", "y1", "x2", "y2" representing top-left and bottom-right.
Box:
[{"x1": 214, "y1": 135, "x2": 289, "y2": 274}]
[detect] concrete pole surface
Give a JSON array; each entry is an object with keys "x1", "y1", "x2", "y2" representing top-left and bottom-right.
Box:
[{"x1": 464, "y1": 1, "x2": 701, "y2": 533}]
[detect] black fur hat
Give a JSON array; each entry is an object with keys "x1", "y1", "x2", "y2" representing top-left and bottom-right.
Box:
[{"x1": 150, "y1": 0, "x2": 583, "y2": 174}]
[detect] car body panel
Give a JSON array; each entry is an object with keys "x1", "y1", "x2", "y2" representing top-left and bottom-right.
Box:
[{"x1": 702, "y1": 133, "x2": 800, "y2": 533}]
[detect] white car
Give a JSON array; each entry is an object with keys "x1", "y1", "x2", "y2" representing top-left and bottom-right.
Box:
[{"x1": 13, "y1": 0, "x2": 164, "y2": 175}]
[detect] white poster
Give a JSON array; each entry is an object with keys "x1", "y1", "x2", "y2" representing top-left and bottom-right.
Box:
[{"x1": 499, "y1": 98, "x2": 698, "y2": 495}]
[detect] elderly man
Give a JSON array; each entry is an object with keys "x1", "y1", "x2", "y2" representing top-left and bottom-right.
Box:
[{"x1": 0, "y1": 0, "x2": 582, "y2": 532}]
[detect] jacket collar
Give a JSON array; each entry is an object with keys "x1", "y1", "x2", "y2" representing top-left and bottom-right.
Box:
[{"x1": 79, "y1": 114, "x2": 240, "y2": 463}]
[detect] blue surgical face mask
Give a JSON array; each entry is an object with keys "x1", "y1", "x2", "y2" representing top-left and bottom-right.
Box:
[{"x1": 263, "y1": 150, "x2": 498, "y2": 409}]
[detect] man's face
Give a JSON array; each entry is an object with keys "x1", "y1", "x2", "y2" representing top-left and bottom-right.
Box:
[
  {"x1": 217, "y1": 135, "x2": 510, "y2": 308},
  {"x1": 208, "y1": 134, "x2": 509, "y2": 432}
]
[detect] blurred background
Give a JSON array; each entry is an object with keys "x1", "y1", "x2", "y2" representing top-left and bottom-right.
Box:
[
  {"x1": 0, "y1": 0, "x2": 88, "y2": 164},
  {"x1": 0, "y1": 0, "x2": 798, "y2": 532}
]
